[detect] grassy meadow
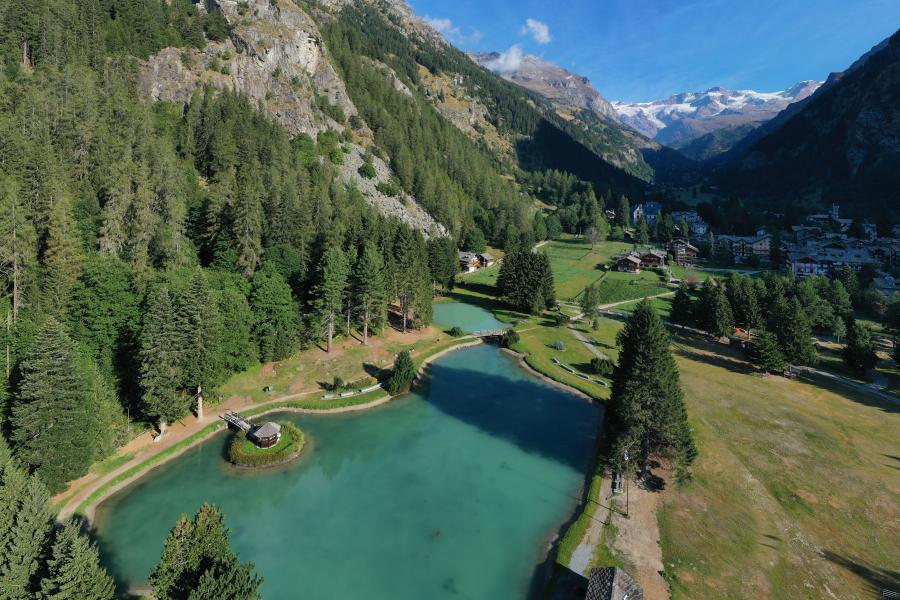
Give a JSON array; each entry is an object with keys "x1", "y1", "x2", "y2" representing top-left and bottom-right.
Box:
[{"x1": 659, "y1": 334, "x2": 900, "y2": 599}]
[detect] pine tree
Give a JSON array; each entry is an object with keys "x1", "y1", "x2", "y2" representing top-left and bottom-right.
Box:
[
  {"x1": 670, "y1": 282, "x2": 695, "y2": 327},
  {"x1": 777, "y1": 298, "x2": 817, "y2": 366},
  {"x1": 725, "y1": 273, "x2": 761, "y2": 331},
  {"x1": 843, "y1": 319, "x2": 877, "y2": 375},
  {"x1": 39, "y1": 519, "x2": 115, "y2": 600},
  {"x1": 387, "y1": 350, "x2": 416, "y2": 395},
  {"x1": 0, "y1": 176, "x2": 37, "y2": 321},
  {"x1": 636, "y1": 218, "x2": 649, "y2": 244},
  {"x1": 233, "y1": 168, "x2": 263, "y2": 278},
  {"x1": 0, "y1": 475, "x2": 52, "y2": 598},
  {"x1": 149, "y1": 503, "x2": 262, "y2": 600},
  {"x1": 609, "y1": 300, "x2": 697, "y2": 480},
  {"x1": 393, "y1": 228, "x2": 430, "y2": 332},
  {"x1": 700, "y1": 278, "x2": 734, "y2": 338},
  {"x1": 249, "y1": 268, "x2": 298, "y2": 362},
  {"x1": 353, "y1": 242, "x2": 386, "y2": 345},
  {"x1": 139, "y1": 287, "x2": 188, "y2": 431},
  {"x1": 617, "y1": 195, "x2": 630, "y2": 227},
  {"x1": 177, "y1": 270, "x2": 224, "y2": 417},
  {"x1": 10, "y1": 319, "x2": 105, "y2": 493},
  {"x1": 41, "y1": 196, "x2": 85, "y2": 315},
  {"x1": 750, "y1": 330, "x2": 786, "y2": 374},
  {"x1": 312, "y1": 246, "x2": 349, "y2": 352}
]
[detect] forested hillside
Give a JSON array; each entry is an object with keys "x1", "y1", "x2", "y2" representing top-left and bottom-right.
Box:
[{"x1": 0, "y1": 0, "x2": 437, "y2": 494}]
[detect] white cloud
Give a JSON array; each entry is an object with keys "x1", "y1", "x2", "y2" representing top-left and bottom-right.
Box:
[
  {"x1": 422, "y1": 16, "x2": 483, "y2": 45},
  {"x1": 521, "y1": 18, "x2": 551, "y2": 44},
  {"x1": 483, "y1": 45, "x2": 524, "y2": 73}
]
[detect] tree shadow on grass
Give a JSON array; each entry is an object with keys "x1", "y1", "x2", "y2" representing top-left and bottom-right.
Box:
[
  {"x1": 672, "y1": 345, "x2": 757, "y2": 376},
  {"x1": 820, "y1": 550, "x2": 900, "y2": 596}
]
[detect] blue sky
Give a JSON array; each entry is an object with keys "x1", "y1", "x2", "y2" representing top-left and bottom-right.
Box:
[{"x1": 409, "y1": 0, "x2": 900, "y2": 102}]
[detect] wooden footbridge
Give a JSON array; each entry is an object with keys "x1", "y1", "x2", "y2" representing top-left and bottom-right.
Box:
[
  {"x1": 471, "y1": 328, "x2": 509, "y2": 339},
  {"x1": 221, "y1": 411, "x2": 253, "y2": 432}
]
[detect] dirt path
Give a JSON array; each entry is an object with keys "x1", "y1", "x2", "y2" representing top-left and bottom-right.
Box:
[
  {"x1": 599, "y1": 290, "x2": 674, "y2": 310},
  {"x1": 569, "y1": 326, "x2": 611, "y2": 361},
  {"x1": 569, "y1": 475, "x2": 612, "y2": 575},
  {"x1": 607, "y1": 480, "x2": 670, "y2": 600}
]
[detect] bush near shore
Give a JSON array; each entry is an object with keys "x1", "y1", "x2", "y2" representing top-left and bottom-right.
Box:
[{"x1": 227, "y1": 421, "x2": 305, "y2": 467}]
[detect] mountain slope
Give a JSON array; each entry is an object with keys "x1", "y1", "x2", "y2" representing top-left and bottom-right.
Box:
[
  {"x1": 613, "y1": 82, "x2": 820, "y2": 151},
  {"x1": 468, "y1": 51, "x2": 618, "y2": 119},
  {"x1": 711, "y1": 30, "x2": 900, "y2": 212}
]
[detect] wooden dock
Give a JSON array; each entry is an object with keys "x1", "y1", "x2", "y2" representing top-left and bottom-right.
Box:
[{"x1": 221, "y1": 411, "x2": 253, "y2": 432}]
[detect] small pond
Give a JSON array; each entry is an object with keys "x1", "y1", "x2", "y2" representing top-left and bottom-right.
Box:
[
  {"x1": 432, "y1": 300, "x2": 507, "y2": 333},
  {"x1": 94, "y1": 344, "x2": 599, "y2": 599}
]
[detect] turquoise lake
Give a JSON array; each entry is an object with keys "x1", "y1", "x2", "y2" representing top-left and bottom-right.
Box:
[
  {"x1": 94, "y1": 345, "x2": 599, "y2": 599},
  {"x1": 432, "y1": 301, "x2": 507, "y2": 333}
]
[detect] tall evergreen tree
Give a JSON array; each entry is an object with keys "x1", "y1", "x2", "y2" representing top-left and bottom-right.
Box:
[
  {"x1": 311, "y1": 246, "x2": 349, "y2": 352},
  {"x1": 352, "y1": 242, "x2": 386, "y2": 345},
  {"x1": 636, "y1": 218, "x2": 649, "y2": 244},
  {"x1": 386, "y1": 350, "x2": 416, "y2": 395},
  {"x1": 617, "y1": 195, "x2": 630, "y2": 227},
  {"x1": 393, "y1": 228, "x2": 431, "y2": 332},
  {"x1": 41, "y1": 196, "x2": 84, "y2": 315},
  {"x1": 249, "y1": 268, "x2": 298, "y2": 362},
  {"x1": 139, "y1": 287, "x2": 188, "y2": 431},
  {"x1": 426, "y1": 237, "x2": 458, "y2": 291},
  {"x1": 750, "y1": 330, "x2": 786, "y2": 374},
  {"x1": 10, "y1": 319, "x2": 106, "y2": 492},
  {"x1": 0, "y1": 475, "x2": 52, "y2": 599},
  {"x1": 776, "y1": 297, "x2": 817, "y2": 366},
  {"x1": 669, "y1": 282, "x2": 695, "y2": 327},
  {"x1": 843, "y1": 319, "x2": 878, "y2": 375},
  {"x1": 0, "y1": 176, "x2": 37, "y2": 321},
  {"x1": 609, "y1": 300, "x2": 697, "y2": 480},
  {"x1": 39, "y1": 519, "x2": 115, "y2": 600},
  {"x1": 149, "y1": 503, "x2": 262, "y2": 600},
  {"x1": 700, "y1": 278, "x2": 734, "y2": 338},
  {"x1": 177, "y1": 269, "x2": 224, "y2": 416}
]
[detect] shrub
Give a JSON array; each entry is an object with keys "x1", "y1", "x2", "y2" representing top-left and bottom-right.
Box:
[
  {"x1": 554, "y1": 313, "x2": 570, "y2": 327},
  {"x1": 387, "y1": 350, "x2": 416, "y2": 395},
  {"x1": 227, "y1": 422, "x2": 305, "y2": 467},
  {"x1": 448, "y1": 326, "x2": 465, "y2": 337},
  {"x1": 501, "y1": 329, "x2": 520, "y2": 348},
  {"x1": 358, "y1": 162, "x2": 377, "y2": 179},
  {"x1": 590, "y1": 357, "x2": 614, "y2": 376},
  {"x1": 329, "y1": 376, "x2": 345, "y2": 391},
  {"x1": 552, "y1": 341, "x2": 565, "y2": 351}
]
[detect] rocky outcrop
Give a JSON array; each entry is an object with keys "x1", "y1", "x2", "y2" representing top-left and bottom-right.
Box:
[
  {"x1": 141, "y1": 0, "x2": 359, "y2": 138},
  {"x1": 337, "y1": 145, "x2": 448, "y2": 238},
  {"x1": 469, "y1": 51, "x2": 618, "y2": 120}
]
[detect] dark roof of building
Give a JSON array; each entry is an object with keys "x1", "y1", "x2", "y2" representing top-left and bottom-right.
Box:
[
  {"x1": 585, "y1": 567, "x2": 643, "y2": 600},
  {"x1": 479, "y1": 252, "x2": 494, "y2": 260},
  {"x1": 619, "y1": 255, "x2": 642, "y2": 265},
  {"x1": 252, "y1": 421, "x2": 282, "y2": 440}
]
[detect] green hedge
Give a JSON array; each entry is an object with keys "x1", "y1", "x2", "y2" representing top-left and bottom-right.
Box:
[{"x1": 227, "y1": 421, "x2": 305, "y2": 467}]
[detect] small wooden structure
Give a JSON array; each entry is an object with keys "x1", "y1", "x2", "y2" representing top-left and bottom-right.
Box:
[
  {"x1": 221, "y1": 411, "x2": 281, "y2": 449},
  {"x1": 250, "y1": 422, "x2": 282, "y2": 448}
]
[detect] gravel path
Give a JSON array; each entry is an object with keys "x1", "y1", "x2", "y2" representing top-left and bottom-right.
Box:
[{"x1": 569, "y1": 475, "x2": 612, "y2": 575}]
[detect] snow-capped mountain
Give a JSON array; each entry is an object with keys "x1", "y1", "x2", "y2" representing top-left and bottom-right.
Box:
[{"x1": 612, "y1": 82, "x2": 821, "y2": 153}]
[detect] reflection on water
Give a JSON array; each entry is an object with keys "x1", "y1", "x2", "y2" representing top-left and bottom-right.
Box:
[{"x1": 95, "y1": 345, "x2": 600, "y2": 600}]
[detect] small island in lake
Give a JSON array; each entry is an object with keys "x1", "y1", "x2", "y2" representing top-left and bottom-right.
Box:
[{"x1": 227, "y1": 420, "x2": 306, "y2": 468}]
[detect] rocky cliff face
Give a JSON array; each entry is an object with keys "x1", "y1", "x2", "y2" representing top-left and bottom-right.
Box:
[
  {"x1": 469, "y1": 51, "x2": 618, "y2": 120},
  {"x1": 140, "y1": 0, "x2": 445, "y2": 237}
]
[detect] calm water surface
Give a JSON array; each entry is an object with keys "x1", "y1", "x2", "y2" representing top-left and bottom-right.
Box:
[
  {"x1": 95, "y1": 345, "x2": 599, "y2": 599},
  {"x1": 432, "y1": 301, "x2": 506, "y2": 333}
]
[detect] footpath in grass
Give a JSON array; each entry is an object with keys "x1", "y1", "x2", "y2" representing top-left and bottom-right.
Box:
[{"x1": 658, "y1": 334, "x2": 900, "y2": 599}]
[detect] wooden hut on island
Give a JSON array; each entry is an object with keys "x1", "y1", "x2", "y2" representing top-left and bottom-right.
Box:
[{"x1": 249, "y1": 421, "x2": 282, "y2": 448}]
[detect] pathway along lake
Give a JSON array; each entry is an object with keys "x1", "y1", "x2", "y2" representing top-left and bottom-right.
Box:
[{"x1": 94, "y1": 344, "x2": 600, "y2": 599}]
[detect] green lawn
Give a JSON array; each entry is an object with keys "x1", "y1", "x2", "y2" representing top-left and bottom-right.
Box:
[
  {"x1": 595, "y1": 270, "x2": 669, "y2": 305},
  {"x1": 542, "y1": 237, "x2": 635, "y2": 300},
  {"x1": 658, "y1": 335, "x2": 900, "y2": 599}
]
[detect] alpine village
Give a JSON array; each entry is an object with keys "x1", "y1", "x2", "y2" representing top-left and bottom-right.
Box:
[{"x1": 0, "y1": 1, "x2": 897, "y2": 599}]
